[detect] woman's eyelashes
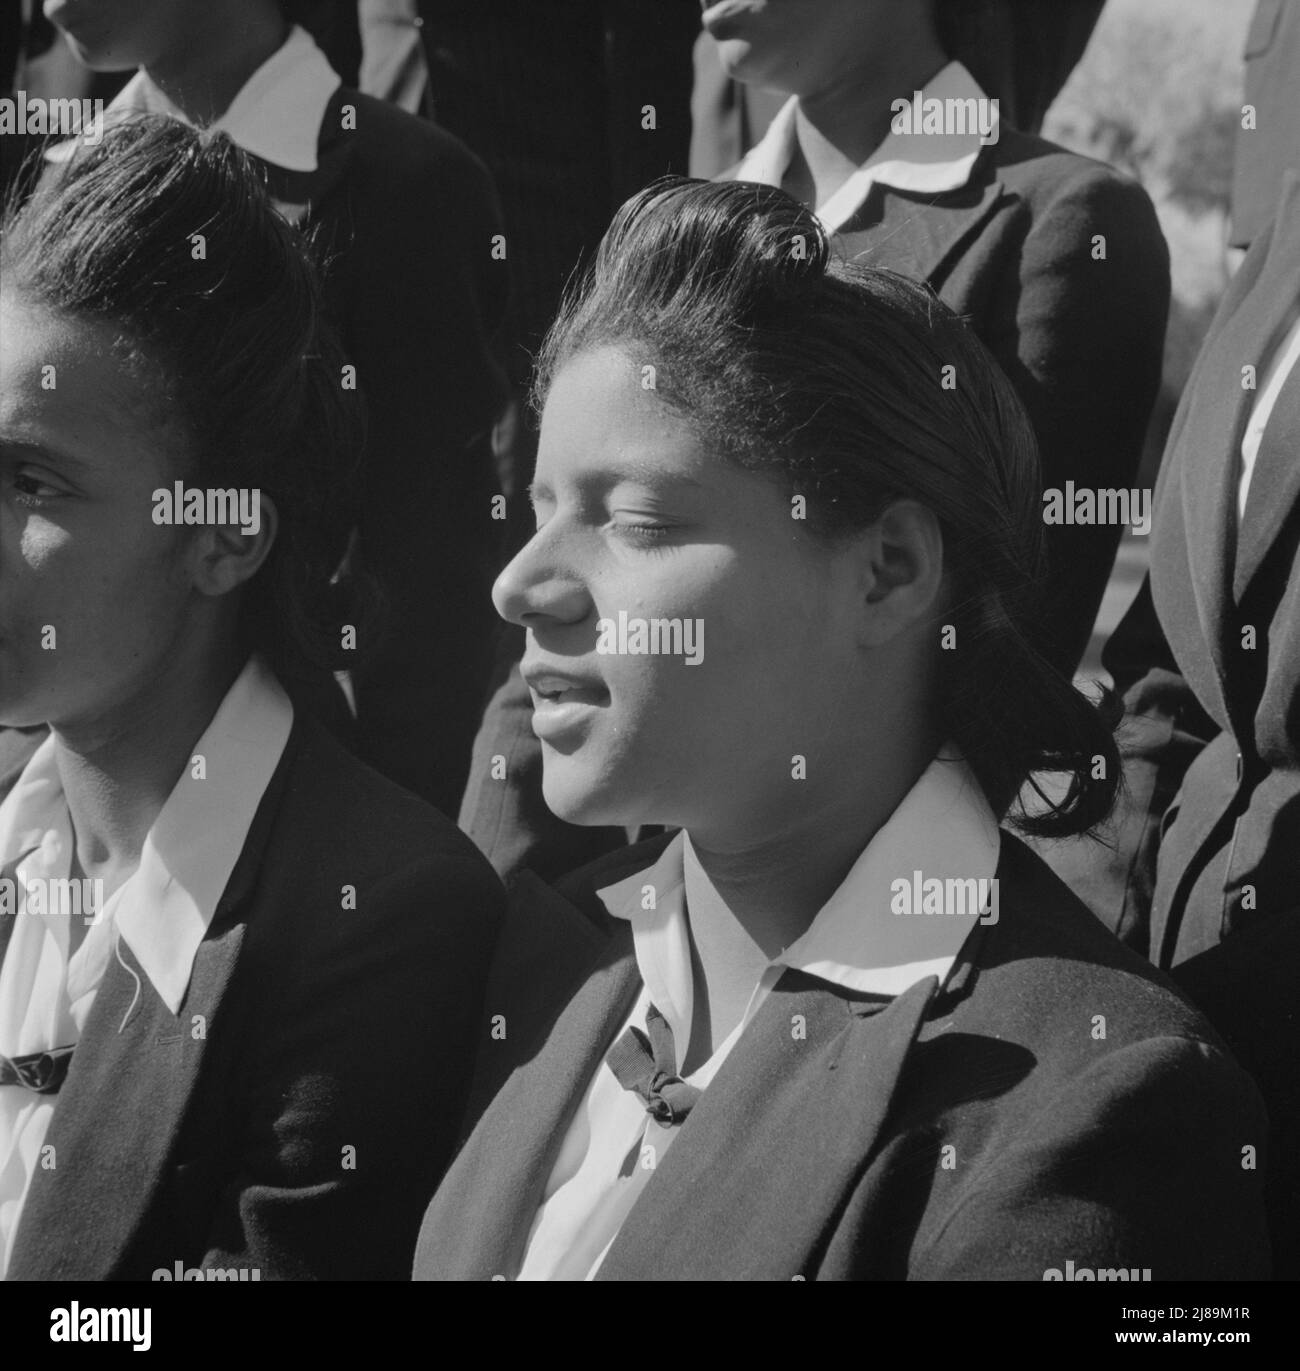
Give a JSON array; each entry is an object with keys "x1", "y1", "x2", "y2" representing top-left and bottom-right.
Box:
[
  {"x1": 8, "y1": 464, "x2": 72, "y2": 506},
  {"x1": 609, "y1": 516, "x2": 675, "y2": 545}
]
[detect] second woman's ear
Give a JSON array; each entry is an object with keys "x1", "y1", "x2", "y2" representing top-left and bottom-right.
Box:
[
  {"x1": 190, "y1": 492, "x2": 279, "y2": 599},
  {"x1": 857, "y1": 498, "x2": 945, "y2": 646}
]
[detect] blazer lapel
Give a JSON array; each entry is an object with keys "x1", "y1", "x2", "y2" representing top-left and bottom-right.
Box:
[
  {"x1": 414, "y1": 837, "x2": 687, "y2": 1280},
  {"x1": 7, "y1": 917, "x2": 247, "y2": 1280},
  {"x1": 257, "y1": 86, "x2": 357, "y2": 224},
  {"x1": 413, "y1": 928, "x2": 639, "y2": 1279},
  {"x1": 597, "y1": 970, "x2": 938, "y2": 1281},
  {"x1": 1233, "y1": 171, "x2": 1300, "y2": 601},
  {"x1": 839, "y1": 167, "x2": 1004, "y2": 285}
]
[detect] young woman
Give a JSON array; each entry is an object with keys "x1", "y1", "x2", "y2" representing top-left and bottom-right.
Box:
[
  {"x1": 0, "y1": 118, "x2": 503, "y2": 1280},
  {"x1": 413, "y1": 179, "x2": 1269, "y2": 1281},
  {"x1": 461, "y1": 0, "x2": 1168, "y2": 885},
  {"x1": 40, "y1": 0, "x2": 510, "y2": 818}
]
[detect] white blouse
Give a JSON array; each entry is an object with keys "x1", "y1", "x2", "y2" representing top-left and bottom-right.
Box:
[{"x1": 516, "y1": 745, "x2": 1000, "y2": 1280}]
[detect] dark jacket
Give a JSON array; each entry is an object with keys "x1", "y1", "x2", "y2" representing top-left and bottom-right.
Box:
[
  {"x1": 413, "y1": 831, "x2": 1269, "y2": 1281},
  {"x1": 2, "y1": 716, "x2": 504, "y2": 1281}
]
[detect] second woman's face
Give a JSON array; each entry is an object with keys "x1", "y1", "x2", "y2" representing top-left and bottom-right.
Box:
[
  {"x1": 494, "y1": 346, "x2": 869, "y2": 843},
  {"x1": 0, "y1": 297, "x2": 196, "y2": 736}
]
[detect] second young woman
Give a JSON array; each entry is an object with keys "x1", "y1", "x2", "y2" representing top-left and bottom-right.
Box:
[{"x1": 414, "y1": 179, "x2": 1268, "y2": 1282}]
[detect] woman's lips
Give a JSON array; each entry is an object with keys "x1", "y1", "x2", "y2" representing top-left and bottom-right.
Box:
[
  {"x1": 523, "y1": 669, "x2": 610, "y2": 742},
  {"x1": 529, "y1": 687, "x2": 609, "y2": 743}
]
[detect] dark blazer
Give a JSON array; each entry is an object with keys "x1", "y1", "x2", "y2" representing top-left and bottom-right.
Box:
[
  {"x1": 413, "y1": 831, "x2": 1269, "y2": 1281},
  {"x1": 805, "y1": 127, "x2": 1169, "y2": 675},
  {"x1": 2, "y1": 715, "x2": 504, "y2": 1281},
  {"x1": 257, "y1": 86, "x2": 511, "y2": 818},
  {"x1": 1048, "y1": 169, "x2": 1300, "y2": 1278}
]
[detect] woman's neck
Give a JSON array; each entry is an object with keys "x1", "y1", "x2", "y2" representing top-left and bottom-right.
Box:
[
  {"x1": 145, "y1": 6, "x2": 290, "y2": 127},
  {"x1": 680, "y1": 720, "x2": 943, "y2": 1068},
  {"x1": 52, "y1": 647, "x2": 246, "y2": 899},
  {"x1": 782, "y1": 42, "x2": 951, "y2": 210}
]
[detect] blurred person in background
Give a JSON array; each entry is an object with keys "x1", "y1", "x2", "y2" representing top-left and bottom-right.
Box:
[
  {"x1": 1050, "y1": 0, "x2": 1300, "y2": 1279},
  {"x1": 689, "y1": 0, "x2": 1107, "y2": 176}
]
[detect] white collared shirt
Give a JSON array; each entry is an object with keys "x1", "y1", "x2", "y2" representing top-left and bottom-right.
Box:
[
  {"x1": 732, "y1": 61, "x2": 990, "y2": 234},
  {"x1": 516, "y1": 746, "x2": 999, "y2": 1281},
  {"x1": 1239, "y1": 302, "x2": 1300, "y2": 523},
  {"x1": 45, "y1": 24, "x2": 341, "y2": 172},
  {"x1": 0, "y1": 655, "x2": 293, "y2": 1277}
]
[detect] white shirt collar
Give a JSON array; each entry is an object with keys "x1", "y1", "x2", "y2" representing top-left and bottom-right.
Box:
[
  {"x1": 732, "y1": 61, "x2": 991, "y2": 233},
  {"x1": 0, "y1": 655, "x2": 293, "y2": 1014},
  {"x1": 46, "y1": 25, "x2": 340, "y2": 171},
  {"x1": 599, "y1": 744, "x2": 999, "y2": 1052}
]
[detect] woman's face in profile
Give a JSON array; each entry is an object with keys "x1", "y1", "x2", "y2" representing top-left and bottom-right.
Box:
[
  {"x1": 494, "y1": 345, "x2": 869, "y2": 843},
  {"x1": 0, "y1": 296, "x2": 195, "y2": 735}
]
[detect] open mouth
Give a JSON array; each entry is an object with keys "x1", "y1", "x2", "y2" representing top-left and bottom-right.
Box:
[
  {"x1": 529, "y1": 676, "x2": 609, "y2": 708},
  {"x1": 523, "y1": 668, "x2": 610, "y2": 742}
]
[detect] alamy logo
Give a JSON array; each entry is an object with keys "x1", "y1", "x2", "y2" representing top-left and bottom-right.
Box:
[
  {"x1": 890, "y1": 91, "x2": 1000, "y2": 145},
  {"x1": 152, "y1": 483, "x2": 261, "y2": 535},
  {"x1": 1, "y1": 875, "x2": 104, "y2": 925},
  {"x1": 890, "y1": 871, "x2": 999, "y2": 924},
  {"x1": 50, "y1": 1304, "x2": 151, "y2": 1350},
  {"x1": 596, "y1": 610, "x2": 704, "y2": 665},
  {"x1": 1042, "y1": 483, "x2": 1152, "y2": 535},
  {"x1": 0, "y1": 92, "x2": 104, "y2": 144}
]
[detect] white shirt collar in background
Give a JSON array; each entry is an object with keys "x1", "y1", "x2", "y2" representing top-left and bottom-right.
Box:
[
  {"x1": 733, "y1": 61, "x2": 990, "y2": 233},
  {"x1": 46, "y1": 25, "x2": 340, "y2": 171}
]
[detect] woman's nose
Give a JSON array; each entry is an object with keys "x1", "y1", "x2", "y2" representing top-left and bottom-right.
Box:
[{"x1": 492, "y1": 526, "x2": 591, "y2": 629}]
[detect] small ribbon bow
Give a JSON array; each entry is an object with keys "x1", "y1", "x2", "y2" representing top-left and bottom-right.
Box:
[
  {"x1": 605, "y1": 1003, "x2": 701, "y2": 1126},
  {"x1": 0, "y1": 1045, "x2": 75, "y2": 1094}
]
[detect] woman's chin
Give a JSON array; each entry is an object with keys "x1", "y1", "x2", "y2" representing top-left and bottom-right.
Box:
[{"x1": 541, "y1": 773, "x2": 638, "y2": 831}]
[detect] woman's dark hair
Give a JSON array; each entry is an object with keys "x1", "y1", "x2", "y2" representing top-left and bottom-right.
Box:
[
  {"x1": 535, "y1": 177, "x2": 1120, "y2": 839},
  {"x1": 0, "y1": 116, "x2": 371, "y2": 682}
]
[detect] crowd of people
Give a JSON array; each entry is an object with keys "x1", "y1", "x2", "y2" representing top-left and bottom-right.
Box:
[{"x1": 0, "y1": 0, "x2": 1296, "y2": 1282}]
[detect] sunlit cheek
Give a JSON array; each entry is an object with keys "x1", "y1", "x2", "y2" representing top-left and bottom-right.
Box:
[{"x1": 18, "y1": 513, "x2": 74, "y2": 571}]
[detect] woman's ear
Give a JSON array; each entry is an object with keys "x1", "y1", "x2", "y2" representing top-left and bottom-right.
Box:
[
  {"x1": 857, "y1": 498, "x2": 945, "y2": 646},
  {"x1": 190, "y1": 492, "x2": 279, "y2": 599}
]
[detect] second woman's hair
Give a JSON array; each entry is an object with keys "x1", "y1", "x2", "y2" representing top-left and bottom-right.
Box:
[
  {"x1": 1, "y1": 116, "x2": 370, "y2": 680},
  {"x1": 535, "y1": 177, "x2": 1120, "y2": 839}
]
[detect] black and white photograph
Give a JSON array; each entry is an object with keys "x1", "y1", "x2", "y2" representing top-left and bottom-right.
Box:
[{"x1": 0, "y1": 0, "x2": 1295, "y2": 1341}]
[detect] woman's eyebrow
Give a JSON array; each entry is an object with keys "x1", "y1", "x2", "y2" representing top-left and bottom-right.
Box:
[
  {"x1": 0, "y1": 436, "x2": 94, "y2": 472},
  {"x1": 577, "y1": 462, "x2": 707, "y2": 492}
]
